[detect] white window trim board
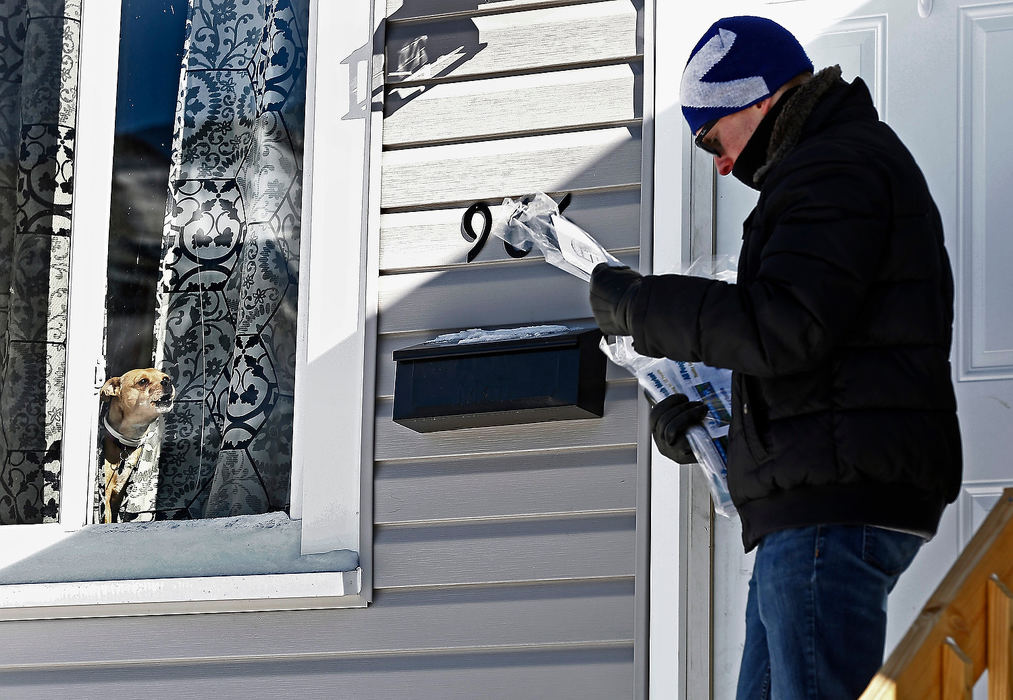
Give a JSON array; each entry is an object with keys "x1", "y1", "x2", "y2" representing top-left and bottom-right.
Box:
[
  {"x1": 0, "y1": 0, "x2": 376, "y2": 618},
  {"x1": 0, "y1": 569, "x2": 363, "y2": 621},
  {"x1": 58, "y1": 0, "x2": 120, "y2": 533},
  {"x1": 294, "y1": 0, "x2": 381, "y2": 560},
  {"x1": 649, "y1": 6, "x2": 719, "y2": 700}
]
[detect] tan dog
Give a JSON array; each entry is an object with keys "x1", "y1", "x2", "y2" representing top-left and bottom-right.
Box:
[{"x1": 100, "y1": 368, "x2": 175, "y2": 523}]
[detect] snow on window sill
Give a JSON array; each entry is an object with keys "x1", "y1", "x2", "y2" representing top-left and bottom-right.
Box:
[{"x1": 0, "y1": 513, "x2": 363, "y2": 620}]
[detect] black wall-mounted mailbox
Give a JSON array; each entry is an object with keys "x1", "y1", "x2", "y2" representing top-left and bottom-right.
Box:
[{"x1": 392, "y1": 325, "x2": 607, "y2": 432}]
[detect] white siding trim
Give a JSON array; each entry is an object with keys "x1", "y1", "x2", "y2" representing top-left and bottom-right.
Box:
[{"x1": 635, "y1": 1, "x2": 656, "y2": 697}]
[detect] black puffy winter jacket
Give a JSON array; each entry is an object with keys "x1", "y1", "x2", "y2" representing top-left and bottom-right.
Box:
[{"x1": 627, "y1": 68, "x2": 962, "y2": 550}]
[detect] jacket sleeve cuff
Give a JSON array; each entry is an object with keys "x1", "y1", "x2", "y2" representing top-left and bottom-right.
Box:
[{"x1": 627, "y1": 274, "x2": 715, "y2": 360}]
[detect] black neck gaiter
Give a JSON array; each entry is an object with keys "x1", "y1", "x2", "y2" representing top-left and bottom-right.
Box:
[{"x1": 731, "y1": 87, "x2": 799, "y2": 190}]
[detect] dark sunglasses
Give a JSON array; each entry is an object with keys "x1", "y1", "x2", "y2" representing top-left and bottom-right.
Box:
[{"x1": 694, "y1": 120, "x2": 721, "y2": 157}]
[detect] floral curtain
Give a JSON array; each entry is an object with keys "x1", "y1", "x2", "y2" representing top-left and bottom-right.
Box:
[
  {"x1": 0, "y1": 0, "x2": 79, "y2": 524},
  {"x1": 119, "y1": 0, "x2": 307, "y2": 520}
]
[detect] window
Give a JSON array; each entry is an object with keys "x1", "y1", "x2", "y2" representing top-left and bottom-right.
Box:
[
  {"x1": 107, "y1": 0, "x2": 303, "y2": 524},
  {"x1": 0, "y1": 0, "x2": 373, "y2": 617}
]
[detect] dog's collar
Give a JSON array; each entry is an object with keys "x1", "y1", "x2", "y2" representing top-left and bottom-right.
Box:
[{"x1": 103, "y1": 415, "x2": 144, "y2": 448}]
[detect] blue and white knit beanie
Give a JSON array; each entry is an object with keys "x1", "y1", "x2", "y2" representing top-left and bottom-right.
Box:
[{"x1": 680, "y1": 16, "x2": 813, "y2": 134}]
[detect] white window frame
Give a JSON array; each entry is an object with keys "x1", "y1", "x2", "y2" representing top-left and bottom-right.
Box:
[{"x1": 0, "y1": 0, "x2": 379, "y2": 619}]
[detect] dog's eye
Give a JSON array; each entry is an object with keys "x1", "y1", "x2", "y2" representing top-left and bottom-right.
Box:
[{"x1": 138, "y1": 378, "x2": 149, "y2": 386}]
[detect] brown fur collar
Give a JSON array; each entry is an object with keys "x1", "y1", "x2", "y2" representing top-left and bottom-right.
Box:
[{"x1": 755, "y1": 65, "x2": 844, "y2": 183}]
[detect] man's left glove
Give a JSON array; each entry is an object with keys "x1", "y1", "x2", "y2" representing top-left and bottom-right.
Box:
[
  {"x1": 649, "y1": 393, "x2": 708, "y2": 464},
  {"x1": 589, "y1": 263, "x2": 643, "y2": 336}
]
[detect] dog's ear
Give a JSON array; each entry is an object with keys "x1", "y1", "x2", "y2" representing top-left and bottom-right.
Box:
[{"x1": 100, "y1": 377, "x2": 121, "y2": 401}]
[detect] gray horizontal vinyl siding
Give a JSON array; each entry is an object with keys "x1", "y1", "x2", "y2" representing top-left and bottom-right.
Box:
[
  {"x1": 0, "y1": 2, "x2": 646, "y2": 697},
  {"x1": 370, "y1": 0, "x2": 645, "y2": 695}
]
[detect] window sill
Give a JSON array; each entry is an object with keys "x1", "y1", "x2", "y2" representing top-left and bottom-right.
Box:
[
  {"x1": 0, "y1": 568, "x2": 363, "y2": 620},
  {"x1": 0, "y1": 513, "x2": 364, "y2": 620}
]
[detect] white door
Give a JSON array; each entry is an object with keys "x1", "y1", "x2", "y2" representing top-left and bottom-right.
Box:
[{"x1": 653, "y1": 1, "x2": 1013, "y2": 697}]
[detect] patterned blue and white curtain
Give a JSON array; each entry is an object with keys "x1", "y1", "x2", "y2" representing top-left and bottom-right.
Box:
[
  {"x1": 121, "y1": 0, "x2": 307, "y2": 520},
  {"x1": 0, "y1": 0, "x2": 79, "y2": 524}
]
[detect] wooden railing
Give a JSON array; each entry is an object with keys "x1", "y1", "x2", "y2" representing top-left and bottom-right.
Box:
[{"x1": 861, "y1": 488, "x2": 1013, "y2": 699}]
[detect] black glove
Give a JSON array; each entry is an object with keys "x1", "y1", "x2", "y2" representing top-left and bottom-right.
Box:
[
  {"x1": 649, "y1": 393, "x2": 708, "y2": 464},
  {"x1": 589, "y1": 263, "x2": 643, "y2": 336}
]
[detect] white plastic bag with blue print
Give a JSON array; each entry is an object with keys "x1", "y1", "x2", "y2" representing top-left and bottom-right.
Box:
[
  {"x1": 599, "y1": 255, "x2": 739, "y2": 518},
  {"x1": 601, "y1": 336, "x2": 736, "y2": 517}
]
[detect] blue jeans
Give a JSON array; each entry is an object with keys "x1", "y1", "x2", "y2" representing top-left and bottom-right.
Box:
[{"x1": 735, "y1": 525, "x2": 924, "y2": 700}]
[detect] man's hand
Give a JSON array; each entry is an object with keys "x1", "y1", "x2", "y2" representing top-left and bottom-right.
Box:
[
  {"x1": 589, "y1": 263, "x2": 643, "y2": 336},
  {"x1": 649, "y1": 393, "x2": 708, "y2": 464}
]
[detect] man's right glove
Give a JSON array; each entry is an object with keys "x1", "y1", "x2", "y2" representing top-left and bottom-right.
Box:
[
  {"x1": 649, "y1": 393, "x2": 708, "y2": 464},
  {"x1": 589, "y1": 263, "x2": 643, "y2": 337}
]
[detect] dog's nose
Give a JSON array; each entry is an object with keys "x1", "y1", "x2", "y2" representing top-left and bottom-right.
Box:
[{"x1": 161, "y1": 376, "x2": 174, "y2": 389}]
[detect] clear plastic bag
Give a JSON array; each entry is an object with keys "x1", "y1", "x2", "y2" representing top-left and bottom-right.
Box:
[{"x1": 491, "y1": 193, "x2": 622, "y2": 281}]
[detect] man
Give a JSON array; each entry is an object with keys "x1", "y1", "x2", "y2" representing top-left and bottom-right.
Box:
[{"x1": 589, "y1": 16, "x2": 962, "y2": 699}]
